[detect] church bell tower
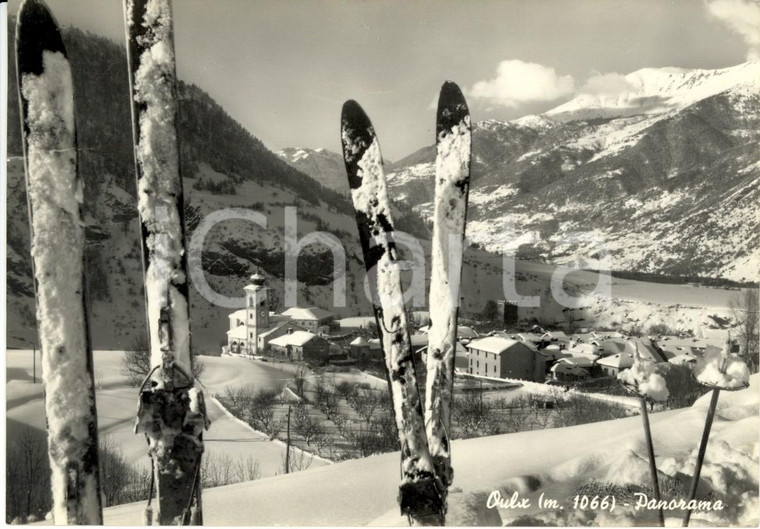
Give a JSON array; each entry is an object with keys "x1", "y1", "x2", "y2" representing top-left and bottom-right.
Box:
[{"x1": 244, "y1": 272, "x2": 269, "y2": 354}]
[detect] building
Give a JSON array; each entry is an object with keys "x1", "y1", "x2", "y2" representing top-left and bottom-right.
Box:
[
  {"x1": 497, "y1": 300, "x2": 519, "y2": 326},
  {"x1": 269, "y1": 330, "x2": 330, "y2": 365},
  {"x1": 596, "y1": 352, "x2": 634, "y2": 377},
  {"x1": 550, "y1": 360, "x2": 590, "y2": 383},
  {"x1": 224, "y1": 274, "x2": 317, "y2": 355},
  {"x1": 280, "y1": 306, "x2": 336, "y2": 333},
  {"x1": 466, "y1": 336, "x2": 546, "y2": 381}
]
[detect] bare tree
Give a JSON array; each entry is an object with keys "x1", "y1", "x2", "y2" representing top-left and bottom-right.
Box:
[
  {"x1": 292, "y1": 402, "x2": 324, "y2": 446},
  {"x1": 121, "y1": 334, "x2": 205, "y2": 387},
  {"x1": 731, "y1": 288, "x2": 759, "y2": 373},
  {"x1": 451, "y1": 389, "x2": 494, "y2": 438},
  {"x1": 248, "y1": 389, "x2": 282, "y2": 438},
  {"x1": 6, "y1": 427, "x2": 51, "y2": 523},
  {"x1": 280, "y1": 449, "x2": 314, "y2": 474},
  {"x1": 293, "y1": 366, "x2": 308, "y2": 398},
  {"x1": 348, "y1": 386, "x2": 383, "y2": 426},
  {"x1": 313, "y1": 379, "x2": 340, "y2": 420}
]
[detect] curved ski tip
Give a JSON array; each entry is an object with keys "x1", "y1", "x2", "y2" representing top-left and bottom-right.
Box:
[
  {"x1": 437, "y1": 81, "x2": 470, "y2": 132},
  {"x1": 341, "y1": 100, "x2": 373, "y2": 130},
  {"x1": 17, "y1": 0, "x2": 67, "y2": 76}
]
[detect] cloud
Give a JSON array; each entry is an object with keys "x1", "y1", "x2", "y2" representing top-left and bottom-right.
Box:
[
  {"x1": 580, "y1": 72, "x2": 637, "y2": 97},
  {"x1": 467, "y1": 60, "x2": 575, "y2": 108},
  {"x1": 706, "y1": 0, "x2": 760, "y2": 60}
]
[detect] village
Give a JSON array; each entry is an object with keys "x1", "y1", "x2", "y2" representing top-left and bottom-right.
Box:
[{"x1": 221, "y1": 273, "x2": 732, "y2": 388}]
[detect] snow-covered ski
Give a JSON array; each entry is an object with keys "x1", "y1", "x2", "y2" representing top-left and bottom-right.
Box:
[
  {"x1": 15, "y1": 0, "x2": 103, "y2": 523},
  {"x1": 424, "y1": 81, "x2": 471, "y2": 507},
  {"x1": 341, "y1": 100, "x2": 444, "y2": 525},
  {"x1": 123, "y1": 0, "x2": 207, "y2": 524}
]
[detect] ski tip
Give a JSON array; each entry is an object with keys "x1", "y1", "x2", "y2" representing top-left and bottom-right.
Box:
[
  {"x1": 16, "y1": 0, "x2": 67, "y2": 76},
  {"x1": 340, "y1": 100, "x2": 377, "y2": 168},
  {"x1": 341, "y1": 100, "x2": 374, "y2": 136},
  {"x1": 437, "y1": 81, "x2": 470, "y2": 135}
]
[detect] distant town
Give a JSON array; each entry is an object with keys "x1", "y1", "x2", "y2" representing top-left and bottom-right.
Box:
[{"x1": 223, "y1": 273, "x2": 735, "y2": 387}]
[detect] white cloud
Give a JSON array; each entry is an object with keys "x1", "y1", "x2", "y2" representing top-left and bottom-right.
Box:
[
  {"x1": 706, "y1": 0, "x2": 760, "y2": 60},
  {"x1": 467, "y1": 60, "x2": 575, "y2": 108},
  {"x1": 580, "y1": 71, "x2": 637, "y2": 97}
]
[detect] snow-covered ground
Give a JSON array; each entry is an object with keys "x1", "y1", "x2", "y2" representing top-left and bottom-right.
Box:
[
  {"x1": 91, "y1": 373, "x2": 759, "y2": 526},
  {"x1": 6, "y1": 351, "x2": 328, "y2": 478},
  {"x1": 8, "y1": 350, "x2": 758, "y2": 526}
]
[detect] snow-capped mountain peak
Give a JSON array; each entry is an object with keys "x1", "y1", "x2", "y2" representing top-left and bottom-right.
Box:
[{"x1": 546, "y1": 60, "x2": 760, "y2": 121}]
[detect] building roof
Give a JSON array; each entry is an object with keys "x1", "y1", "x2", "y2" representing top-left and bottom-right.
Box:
[
  {"x1": 259, "y1": 322, "x2": 306, "y2": 340},
  {"x1": 515, "y1": 333, "x2": 543, "y2": 343},
  {"x1": 542, "y1": 331, "x2": 570, "y2": 342},
  {"x1": 566, "y1": 343, "x2": 599, "y2": 356},
  {"x1": 560, "y1": 355, "x2": 596, "y2": 368},
  {"x1": 457, "y1": 326, "x2": 479, "y2": 339},
  {"x1": 668, "y1": 353, "x2": 699, "y2": 365},
  {"x1": 550, "y1": 361, "x2": 588, "y2": 376},
  {"x1": 269, "y1": 330, "x2": 319, "y2": 347},
  {"x1": 598, "y1": 338, "x2": 665, "y2": 362},
  {"x1": 227, "y1": 326, "x2": 249, "y2": 340},
  {"x1": 350, "y1": 336, "x2": 370, "y2": 346},
  {"x1": 280, "y1": 306, "x2": 334, "y2": 321},
  {"x1": 228, "y1": 309, "x2": 247, "y2": 320},
  {"x1": 467, "y1": 336, "x2": 526, "y2": 355},
  {"x1": 596, "y1": 352, "x2": 635, "y2": 369}
]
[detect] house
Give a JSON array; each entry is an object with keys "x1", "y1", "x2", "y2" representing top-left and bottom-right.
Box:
[
  {"x1": 225, "y1": 273, "x2": 304, "y2": 355},
  {"x1": 466, "y1": 336, "x2": 546, "y2": 381},
  {"x1": 269, "y1": 331, "x2": 330, "y2": 365},
  {"x1": 512, "y1": 333, "x2": 543, "y2": 349},
  {"x1": 597, "y1": 337, "x2": 665, "y2": 362},
  {"x1": 596, "y1": 352, "x2": 634, "y2": 377},
  {"x1": 280, "y1": 306, "x2": 336, "y2": 332},
  {"x1": 668, "y1": 352, "x2": 699, "y2": 367},
  {"x1": 550, "y1": 359, "x2": 589, "y2": 383},
  {"x1": 541, "y1": 331, "x2": 571, "y2": 347}
]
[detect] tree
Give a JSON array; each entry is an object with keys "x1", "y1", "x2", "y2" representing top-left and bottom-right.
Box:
[
  {"x1": 481, "y1": 300, "x2": 499, "y2": 322},
  {"x1": 313, "y1": 379, "x2": 340, "y2": 420},
  {"x1": 292, "y1": 366, "x2": 308, "y2": 398},
  {"x1": 348, "y1": 386, "x2": 383, "y2": 426},
  {"x1": 731, "y1": 288, "x2": 759, "y2": 373},
  {"x1": 121, "y1": 335, "x2": 205, "y2": 387},
  {"x1": 248, "y1": 389, "x2": 282, "y2": 438},
  {"x1": 292, "y1": 402, "x2": 324, "y2": 446}
]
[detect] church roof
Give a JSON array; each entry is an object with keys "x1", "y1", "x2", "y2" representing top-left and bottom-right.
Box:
[
  {"x1": 270, "y1": 331, "x2": 320, "y2": 347},
  {"x1": 280, "y1": 306, "x2": 334, "y2": 321},
  {"x1": 227, "y1": 326, "x2": 249, "y2": 340}
]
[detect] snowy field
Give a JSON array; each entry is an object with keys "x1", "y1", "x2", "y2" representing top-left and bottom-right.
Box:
[
  {"x1": 7, "y1": 351, "x2": 757, "y2": 526},
  {"x1": 6, "y1": 350, "x2": 328, "y2": 478},
  {"x1": 95, "y1": 373, "x2": 759, "y2": 526}
]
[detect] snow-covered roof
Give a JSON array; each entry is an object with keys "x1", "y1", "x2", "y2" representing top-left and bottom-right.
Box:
[
  {"x1": 457, "y1": 326, "x2": 478, "y2": 339},
  {"x1": 560, "y1": 355, "x2": 596, "y2": 368},
  {"x1": 350, "y1": 336, "x2": 370, "y2": 346},
  {"x1": 550, "y1": 362, "x2": 588, "y2": 375},
  {"x1": 598, "y1": 338, "x2": 664, "y2": 362},
  {"x1": 668, "y1": 353, "x2": 698, "y2": 365},
  {"x1": 228, "y1": 309, "x2": 247, "y2": 320},
  {"x1": 269, "y1": 331, "x2": 319, "y2": 347},
  {"x1": 280, "y1": 306, "x2": 334, "y2": 321},
  {"x1": 227, "y1": 326, "x2": 249, "y2": 340},
  {"x1": 542, "y1": 331, "x2": 570, "y2": 341},
  {"x1": 596, "y1": 352, "x2": 635, "y2": 369},
  {"x1": 467, "y1": 336, "x2": 524, "y2": 355},
  {"x1": 515, "y1": 333, "x2": 543, "y2": 343},
  {"x1": 259, "y1": 323, "x2": 306, "y2": 340},
  {"x1": 566, "y1": 343, "x2": 599, "y2": 356}
]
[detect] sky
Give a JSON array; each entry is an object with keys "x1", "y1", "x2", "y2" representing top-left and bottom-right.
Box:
[{"x1": 7, "y1": 0, "x2": 757, "y2": 160}]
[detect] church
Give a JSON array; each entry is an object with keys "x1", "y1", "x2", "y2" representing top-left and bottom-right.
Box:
[{"x1": 224, "y1": 273, "x2": 334, "y2": 356}]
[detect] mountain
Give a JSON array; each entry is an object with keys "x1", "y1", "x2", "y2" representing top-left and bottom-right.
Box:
[
  {"x1": 276, "y1": 147, "x2": 350, "y2": 196},
  {"x1": 384, "y1": 61, "x2": 760, "y2": 282}
]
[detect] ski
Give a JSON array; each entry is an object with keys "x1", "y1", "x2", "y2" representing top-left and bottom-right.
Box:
[
  {"x1": 15, "y1": 0, "x2": 103, "y2": 523},
  {"x1": 424, "y1": 81, "x2": 472, "y2": 507},
  {"x1": 341, "y1": 100, "x2": 444, "y2": 524},
  {"x1": 123, "y1": 0, "x2": 207, "y2": 524}
]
